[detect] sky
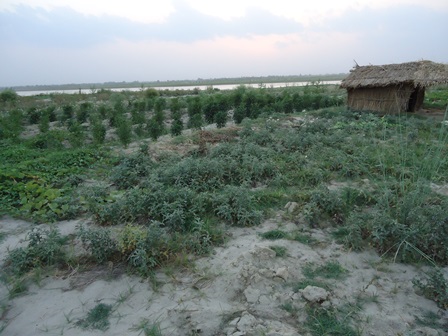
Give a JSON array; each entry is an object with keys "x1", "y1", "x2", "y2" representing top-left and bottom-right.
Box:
[{"x1": 0, "y1": 0, "x2": 447, "y2": 87}]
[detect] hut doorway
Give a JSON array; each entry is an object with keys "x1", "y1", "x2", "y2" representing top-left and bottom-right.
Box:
[{"x1": 407, "y1": 87, "x2": 424, "y2": 112}]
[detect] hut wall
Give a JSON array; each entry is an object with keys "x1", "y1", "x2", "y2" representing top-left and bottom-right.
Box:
[{"x1": 347, "y1": 85, "x2": 414, "y2": 113}]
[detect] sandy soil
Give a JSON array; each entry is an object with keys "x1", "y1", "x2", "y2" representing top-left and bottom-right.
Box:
[{"x1": 1, "y1": 214, "x2": 447, "y2": 336}]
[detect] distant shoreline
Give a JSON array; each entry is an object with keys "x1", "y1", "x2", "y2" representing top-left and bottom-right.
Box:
[{"x1": 2, "y1": 74, "x2": 347, "y2": 92}]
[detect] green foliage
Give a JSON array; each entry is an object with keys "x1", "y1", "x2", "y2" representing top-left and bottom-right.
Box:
[
  {"x1": 413, "y1": 268, "x2": 448, "y2": 310},
  {"x1": 109, "y1": 152, "x2": 153, "y2": 189},
  {"x1": 27, "y1": 106, "x2": 41, "y2": 124},
  {"x1": 215, "y1": 110, "x2": 227, "y2": 128},
  {"x1": 188, "y1": 113, "x2": 203, "y2": 129},
  {"x1": 116, "y1": 115, "x2": 133, "y2": 147},
  {"x1": 147, "y1": 117, "x2": 164, "y2": 140},
  {"x1": 76, "y1": 303, "x2": 113, "y2": 331},
  {"x1": 144, "y1": 88, "x2": 159, "y2": 99},
  {"x1": 187, "y1": 96, "x2": 202, "y2": 117},
  {"x1": 5, "y1": 227, "x2": 66, "y2": 275},
  {"x1": 170, "y1": 97, "x2": 181, "y2": 114},
  {"x1": 61, "y1": 104, "x2": 74, "y2": 123},
  {"x1": 38, "y1": 110, "x2": 50, "y2": 133},
  {"x1": 0, "y1": 109, "x2": 24, "y2": 139},
  {"x1": 171, "y1": 117, "x2": 183, "y2": 136},
  {"x1": 77, "y1": 225, "x2": 118, "y2": 263},
  {"x1": 154, "y1": 97, "x2": 166, "y2": 117},
  {"x1": 77, "y1": 102, "x2": 92, "y2": 124},
  {"x1": 0, "y1": 89, "x2": 19, "y2": 103},
  {"x1": 91, "y1": 117, "x2": 106, "y2": 145},
  {"x1": 68, "y1": 121, "x2": 85, "y2": 148},
  {"x1": 214, "y1": 186, "x2": 262, "y2": 226}
]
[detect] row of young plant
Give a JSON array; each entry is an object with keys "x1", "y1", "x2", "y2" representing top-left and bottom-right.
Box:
[{"x1": 0, "y1": 84, "x2": 344, "y2": 146}]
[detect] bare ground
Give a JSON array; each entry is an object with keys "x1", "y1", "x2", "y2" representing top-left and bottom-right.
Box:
[{"x1": 1, "y1": 214, "x2": 447, "y2": 336}]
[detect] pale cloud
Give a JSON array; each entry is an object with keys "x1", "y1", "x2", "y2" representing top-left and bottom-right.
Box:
[
  {"x1": 0, "y1": 0, "x2": 175, "y2": 23},
  {"x1": 0, "y1": 0, "x2": 446, "y2": 86}
]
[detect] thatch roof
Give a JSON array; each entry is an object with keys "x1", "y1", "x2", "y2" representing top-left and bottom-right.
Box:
[{"x1": 340, "y1": 60, "x2": 448, "y2": 89}]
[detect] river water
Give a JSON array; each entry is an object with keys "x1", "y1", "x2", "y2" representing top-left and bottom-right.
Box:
[{"x1": 16, "y1": 80, "x2": 341, "y2": 97}]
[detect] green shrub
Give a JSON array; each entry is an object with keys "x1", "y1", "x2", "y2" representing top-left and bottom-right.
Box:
[
  {"x1": 27, "y1": 106, "x2": 41, "y2": 124},
  {"x1": 215, "y1": 110, "x2": 227, "y2": 128},
  {"x1": 147, "y1": 117, "x2": 164, "y2": 140},
  {"x1": 38, "y1": 110, "x2": 50, "y2": 133},
  {"x1": 91, "y1": 117, "x2": 106, "y2": 145},
  {"x1": 116, "y1": 115, "x2": 133, "y2": 147},
  {"x1": 109, "y1": 152, "x2": 153, "y2": 189},
  {"x1": 68, "y1": 121, "x2": 85, "y2": 148},
  {"x1": 0, "y1": 89, "x2": 19, "y2": 103},
  {"x1": 214, "y1": 186, "x2": 262, "y2": 226},
  {"x1": 188, "y1": 113, "x2": 203, "y2": 129},
  {"x1": 0, "y1": 109, "x2": 24, "y2": 139},
  {"x1": 77, "y1": 225, "x2": 118, "y2": 263},
  {"x1": 171, "y1": 117, "x2": 183, "y2": 136},
  {"x1": 5, "y1": 227, "x2": 66, "y2": 275}
]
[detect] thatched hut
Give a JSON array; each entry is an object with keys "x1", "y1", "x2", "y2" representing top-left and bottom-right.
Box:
[{"x1": 340, "y1": 60, "x2": 448, "y2": 113}]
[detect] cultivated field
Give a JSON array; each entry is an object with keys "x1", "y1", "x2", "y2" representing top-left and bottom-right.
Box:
[{"x1": 0, "y1": 84, "x2": 447, "y2": 335}]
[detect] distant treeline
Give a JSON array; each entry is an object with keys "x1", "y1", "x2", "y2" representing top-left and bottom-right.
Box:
[{"x1": 4, "y1": 74, "x2": 347, "y2": 92}]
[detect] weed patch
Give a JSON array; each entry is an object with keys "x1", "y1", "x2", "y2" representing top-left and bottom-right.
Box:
[
  {"x1": 303, "y1": 261, "x2": 348, "y2": 280},
  {"x1": 76, "y1": 303, "x2": 113, "y2": 331},
  {"x1": 260, "y1": 229, "x2": 288, "y2": 240}
]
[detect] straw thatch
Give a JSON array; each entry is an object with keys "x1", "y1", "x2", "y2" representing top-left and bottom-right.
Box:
[
  {"x1": 341, "y1": 60, "x2": 448, "y2": 89},
  {"x1": 340, "y1": 60, "x2": 448, "y2": 113}
]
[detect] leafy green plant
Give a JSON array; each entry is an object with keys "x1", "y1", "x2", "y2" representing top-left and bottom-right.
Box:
[
  {"x1": 76, "y1": 225, "x2": 118, "y2": 263},
  {"x1": 91, "y1": 117, "x2": 106, "y2": 145},
  {"x1": 116, "y1": 115, "x2": 133, "y2": 147},
  {"x1": 5, "y1": 227, "x2": 66, "y2": 276},
  {"x1": 214, "y1": 186, "x2": 262, "y2": 226},
  {"x1": 0, "y1": 89, "x2": 19, "y2": 103}
]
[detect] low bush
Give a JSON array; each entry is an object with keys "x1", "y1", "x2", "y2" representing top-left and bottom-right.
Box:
[
  {"x1": 77, "y1": 225, "x2": 118, "y2": 263},
  {"x1": 5, "y1": 227, "x2": 66, "y2": 276}
]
